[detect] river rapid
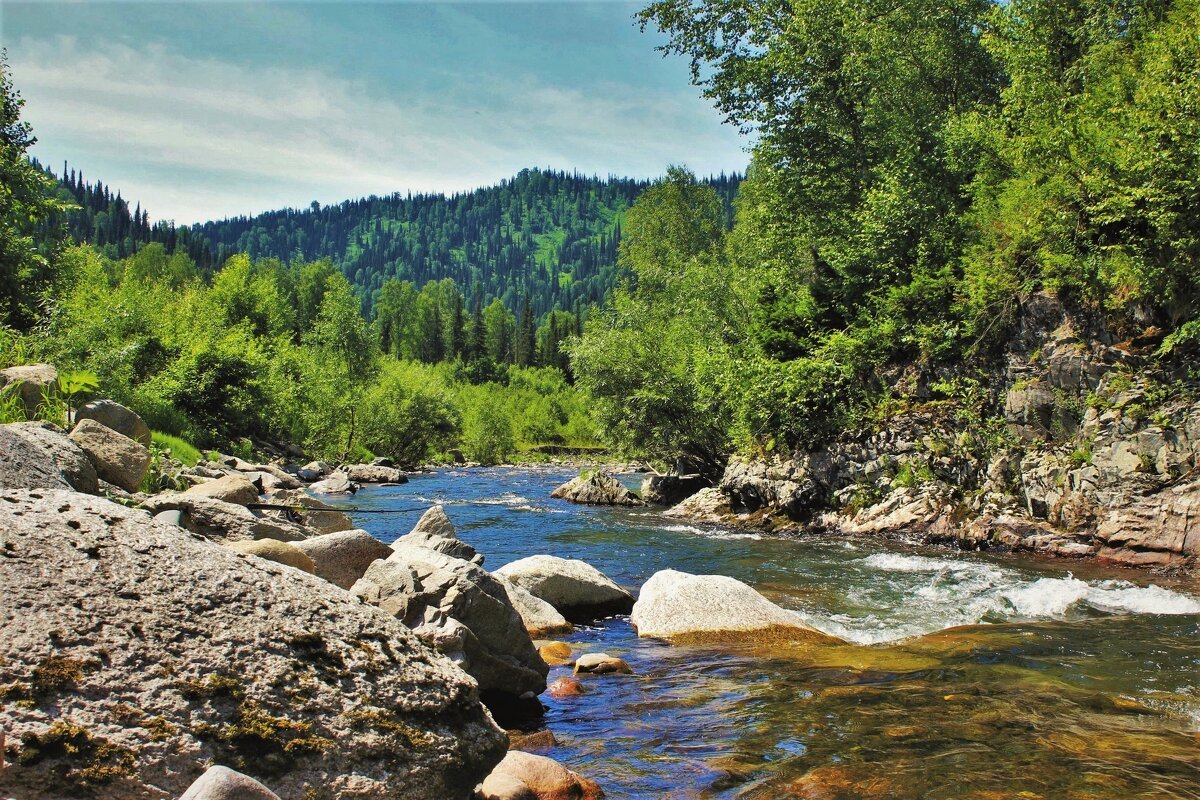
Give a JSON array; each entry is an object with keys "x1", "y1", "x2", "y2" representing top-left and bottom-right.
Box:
[{"x1": 330, "y1": 467, "x2": 1200, "y2": 799}]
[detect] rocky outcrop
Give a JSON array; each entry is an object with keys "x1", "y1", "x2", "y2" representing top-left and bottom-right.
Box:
[
  {"x1": 264, "y1": 489, "x2": 354, "y2": 534},
  {"x1": 494, "y1": 555, "x2": 634, "y2": 622},
  {"x1": 1095, "y1": 479, "x2": 1200, "y2": 568},
  {"x1": 184, "y1": 473, "x2": 262, "y2": 505},
  {"x1": 227, "y1": 538, "x2": 316, "y2": 573},
  {"x1": 0, "y1": 363, "x2": 57, "y2": 417},
  {"x1": 550, "y1": 473, "x2": 643, "y2": 506},
  {"x1": 477, "y1": 751, "x2": 604, "y2": 800},
  {"x1": 346, "y1": 463, "x2": 407, "y2": 484},
  {"x1": 140, "y1": 494, "x2": 312, "y2": 543},
  {"x1": 294, "y1": 529, "x2": 392, "y2": 589},
  {"x1": 664, "y1": 487, "x2": 731, "y2": 524},
  {"x1": 392, "y1": 505, "x2": 484, "y2": 565},
  {"x1": 496, "y1": 576, "x2": 572, "y2": 638},
  {"x1": 630, "y1": 569, "x2": 833, "y2": 642},
  {"x1": 352, "y1": 545, "x2": 548, "y2": 703},
  {"x1": 179, "y1": 765, "x2": 281, "y2": 800},
  {"x1": 0, "y1": 489, "x2": 507, "y2": 800},
  {"x1": 69, "y1": 418, "x2": 152, "y2": 493},
  {"x1": 73, "y1": 399, "x2": 152, "y2": 447},
  {"x1": 641, "y1": 472, "x2": 708, "y2": 506},
  {"x1": 0, "y1": 422, "x2": 98, "y2": 494}
]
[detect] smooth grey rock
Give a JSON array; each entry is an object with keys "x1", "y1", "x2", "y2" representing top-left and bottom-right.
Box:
[
  {"x1": 493, "y1": 555, "x2": 634, "y2": 623},
  {"x1": 295, "y1": 529, "x2": 392, "y2": 589},
  {"x1": 550, "y1": 472, "x2": 643, "y2": 506},
  {"x1": 630, "y1": 569, "x2": 831, "y2": 641},
  {"x1": 69, "y1": 418, "x2": 151, "y2": 492},
  {"x1": 310, "y1": 471, "x2": 357, "y2": 495},
  {"x1": 154, "y1": 509, "x2": 183, "y2": 527},
  {"x1": 346, "y1": 463, "x2": 407, "y2": 484},
  {"x1": 0, "y1": 421, "x2": 98, "y2": 494},
  {"x1": 73, "y1": 399, "x2": 151, "y2": 446},
  {"x1": 264, "y1": 488, "x2": 354, "y2": 534},
  {"x1": 496, "y1": 575, "x2": 572, "y2": 638},
  {"x1": 0, "y1": 489, "x2": 507, "y2": 800},
  {"x1": 179, "y1": 765, "x2": 281, "y2": 800}
]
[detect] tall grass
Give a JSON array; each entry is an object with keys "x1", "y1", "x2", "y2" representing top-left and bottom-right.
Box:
[{"x1": 151, "y1": 431, "x2": 202, "y2": 467}]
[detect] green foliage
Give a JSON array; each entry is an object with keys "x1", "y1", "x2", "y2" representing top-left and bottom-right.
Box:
[
  {"x1": 151, "y1": 431, "x2": 202, "y2": 467},
  {"x1": 461, "y1": 390, "x2": 516, "y2": 465}
]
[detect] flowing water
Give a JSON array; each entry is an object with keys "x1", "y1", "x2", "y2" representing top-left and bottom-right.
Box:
[{"x1": 329, "y1": 467, "x2": 1200, "y2": 799}]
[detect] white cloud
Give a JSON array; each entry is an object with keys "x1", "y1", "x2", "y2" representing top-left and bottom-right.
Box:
[{"x1": 10, "y1": 35, "x2": 746, "y2": 224}]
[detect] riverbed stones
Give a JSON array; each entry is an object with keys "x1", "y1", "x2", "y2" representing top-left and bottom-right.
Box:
[
  {"x1": 551, "y1": 472, "x2": 644, "y2": 506},
  {"x1": 352, "y1": 544, "x2": 548, "y2": 701},
  {"x1": 140, "y1": 494, "x2": 311, "y2": 543},
  {"x1": 0, "y1": 421, "x2": 98, "y2": 494},
  {"x1": 227, "y1": 538, "x2": 316, "y2": 573},
  {"x1": 630, "y1": 569, "x2": 831, "y2": 642},
  {"x1": 68, "y1": 418, "x2": 152, "y2": 492},
  {"x1": 392, "y1": 505, "x2": 484, "y2": 565},
  {"x1": 546, "y1": 676, "x2": 588, "y2": 698},
  {"x1": 294, "y1": 528, "x2": 392, "y2": 589},
  {"x1": 494, "y1": 555, "x2": 634, "y2": 623},
  {"x1": 497, "y1": 576, "x2": 573, "y2": 637},
  {"x1": 0, "y1": 488, "x2": 507, "y2": 800},
  {"x1": 178, "y1": 765, "x2": 281, "y2": 800},
  {"x1": 477, "y1": 751, "x2": 604, "y2": 800},
  {"x1": 573, "y1": 653, "x2": 632, "y2": 675},
  {"x1": 0, "y1": 363, "x2": 57, "y2": 417},
  {"x1": 536, "y1": 642, "x2": 574, "y2": 666},
  {"x1": 184, "y1": 473, "x2": 261, "y2": 505},
  {"x1": 346, "y1": 463, "x2": 407, "y2": 484},
  {"x1": 72, "y1": 399, "x2": 151, "y2": 446}
]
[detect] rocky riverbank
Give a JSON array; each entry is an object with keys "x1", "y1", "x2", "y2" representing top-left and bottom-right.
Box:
[{"x1": 658, "y1": 294, "x2": 1199, "y2": 572}]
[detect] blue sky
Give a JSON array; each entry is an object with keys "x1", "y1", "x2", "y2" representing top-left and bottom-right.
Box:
[{"x1": 1, "y1": 1, "x2": 748, "y2": 224}]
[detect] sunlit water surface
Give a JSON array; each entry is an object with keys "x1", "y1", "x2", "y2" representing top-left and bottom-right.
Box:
[{"x1": 329, "y1": 468, "x2": 1200, "y2": 799}]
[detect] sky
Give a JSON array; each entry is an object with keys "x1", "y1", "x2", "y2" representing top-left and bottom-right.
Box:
[{"x1": 1, "y1": 1, "x2": 749, "y2": 225}]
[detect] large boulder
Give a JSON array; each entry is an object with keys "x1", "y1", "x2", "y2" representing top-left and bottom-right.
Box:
[
  {"x1": 496, "y1": 576, "x2": 572, "y2": 638},
  {"x1": 663, "y1": 487, "x2": 732, "y2": 524},
  {"x1": 310, "y1": 472, "x2": 357, "y2": 495},
  {"x1": 179, "y1": 765, "x2": 280, "y2": 800},
  {"x1": 346, "y1": 463, "x2": 407, "y2": 484},
  {"x1": 550, "y1": 473, "x2": 643, "y2": 506},
  {"x1": 630, "y1": 569, "x2": 832, "y2": 642},
  {"x1": 352, "y1": 545, "x2": 547, "y2": 702},
  {"x1": 264, "y1": 488, "x2": 354, "y2": 534},
  {"x1": 184, "y1": 473, "x2": 262, "y2": 505},
  {"x1": 494, "y1": 555, "x2": 633, "y2": 623},
  {"x1": 1095, "y1": 480, "x2": 1200, "y2": 568},
  {"x1": 236, "y1": 462, "x2": 302, "y2": 490},
  {"x1": 392, "y1": 505, "x2": 483, "y2": 565},
  {"x1": 294, "y1": 529, "x2": 392, "y2": 589},
  {"x1": 0, "y1": 422, "x2": 98, "y2": 494},
  {"x1": 73, "y1": 399, "x2": 151, "y2": 447},
  {"x1": 227, "y1": 538, "x2": 316, "y2": 573},
  {"x1": 140, "y1": 494, "x2": 312, "y2": 543},
  {"x1": 477, "y1": 751, "x2": 604, "y2": 800},
  {"x1": 0, "y1": 363, "x2": 57, "y2": 418},
  {"x1": 0, "y1": 489, "x2": 507, "y2": 800},
  {"x1": 69, "y1": 418, "x2": 151, "y2": 493}
]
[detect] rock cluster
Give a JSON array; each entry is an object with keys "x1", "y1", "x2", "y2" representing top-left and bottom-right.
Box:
[{"x1": 551, "y1": 472, "x2": 644, "y2": 506}]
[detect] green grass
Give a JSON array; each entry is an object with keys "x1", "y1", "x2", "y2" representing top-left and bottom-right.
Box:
[{"x1": 151, "y1": 431, "x2": 201, "y2": 466}]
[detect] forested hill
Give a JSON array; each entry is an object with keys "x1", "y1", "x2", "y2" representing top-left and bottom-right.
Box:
[{"x1": 48, "y1": 164, "x2": 740, "y2": 316}]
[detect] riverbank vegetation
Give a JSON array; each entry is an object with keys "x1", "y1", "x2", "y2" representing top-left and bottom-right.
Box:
[{"x1": 573, "y1": 0, "x2": 1200, "y2": 467}]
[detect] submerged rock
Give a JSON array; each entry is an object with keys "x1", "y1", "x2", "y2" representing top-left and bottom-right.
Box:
[
  {"x1": 573, "y1": 653, "x2": 632, "y2": 675},
  {"x1": 494, "y1": 555, "x2": 634, "y2": 623},
  {"x1": 630, "y1": 569, "x2": 832, "y2": 642},
  {"x1": 294, "y1": 528, "x2": 392, "y2": 589},
  {"x1": 0, "y1": 421, "x2": 98, "y2": 494},
  {"x1": 477, "y1": 751, "x2": 604, "y2": 800},
  {"x1": 69, "y1": 418, "x2": 151, "y2": 493},
  {"x1": 0, "y1": 489, "x2": 507, "y2": 800},
  {"x1": 550, "y1": 473, "x2": 643, "y2": 506},
  {"x1": 73, "y1": 399, "x2": 151, "y2": 447}
]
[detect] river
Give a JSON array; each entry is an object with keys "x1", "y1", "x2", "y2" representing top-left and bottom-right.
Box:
[{"x1": 329, "y1": 467, "x2": 1200, "y2": 799}]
